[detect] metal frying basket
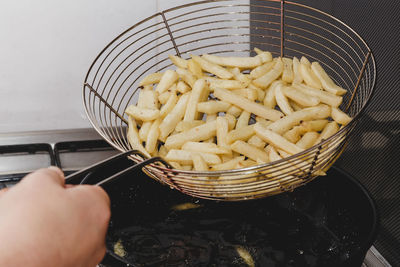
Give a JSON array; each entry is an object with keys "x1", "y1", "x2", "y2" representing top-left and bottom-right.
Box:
[{"x1": 82, "y1": 0, "x2": 376, "y2": 201}]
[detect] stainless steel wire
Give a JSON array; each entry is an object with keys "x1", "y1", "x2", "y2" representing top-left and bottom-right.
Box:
[{"x1": 82, "y1": 0, "x2": 376, "y2": 201}]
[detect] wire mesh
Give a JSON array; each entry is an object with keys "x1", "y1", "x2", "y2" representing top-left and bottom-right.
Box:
[{"x1": 83, "y1": 0, "x2": 376, "y2": 201}]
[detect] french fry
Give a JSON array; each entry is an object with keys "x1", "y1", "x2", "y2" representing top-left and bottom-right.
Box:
[
  {"x1": 160, "y1": 92, "x2": 178, "y2": 118},
  {"x1": 226, "y1": 105, "x2": 242, "y2": 117},
  {"x1": 236, "y1": 111, "x2": 251, "y2": 129},
  {"x1": 283, "y1": 125, "x2": 307, "y2": 143},
  {"x1": 232, "y1": 88, "x2": 258, "y2": 101},
  {"x1": 191, "y1": 153, "x2": 209, "y2": 171},
  {"x1": 205, "y1": 77, "x2": 246, "y2": 90},
  {"x1": 224, "y1": 113, "x2": 237, "y2": 130},
  {"x1": 300, "y1": 119, "x2": 328, "y2": 131},
  {"x1": 216, "y1": 116, "x2": 231, "y2": 152},
  {"x1": 253, "y1": 58, "x2": 284, "y2": 89},
  {"x1": 158, "y1": 91, "x2": 171, "y2": 105},
  {"x1": 266, "y1": 145, "x2": 282, "y2": 163},
  {"x1": 206, "y1": 113, "x2": 217, "y2": 122},
  {"x1": 296, "y1": 131, "x2": 319, "y2": 149},
  {"x1": 182, "y1": 141, "x2": 230, "y2": 154},
  {"x1": 299, "y1": 63, "x2": 322, "y2": 89},
  {"x1": 331, "y1": 107, "x2": 352, "y2": 125},
  {"x1": 159, "y1": 145, "x2": 168, "y2": 158},
  {"x1": 249, "y1": 61, "x2": 275, "y2": 79},
  {"x1": 231, "y1": 140, "x2": 269, "y2": 163},
  {"x1": 211, "y1": 156, "x2": 245, "y2": 171},
  {"x1": 226, "y1": 125, "x2": 255, "y2": 144},
  {"x1": 289, "y1": 100, "x2": 305, "y2": 111},
  {"x1": 300, "y1": 56, "x2": 311, "y2": 67},
  {"x1": 282, "y1": 57, "x2": 294, "y2": 83},
  {"x1": 137, "y1": 88, "x2": 159, "y2": 109},
  {"x1": 263, "y1": 81, "x2": 281, "y2": 108},
  {"x1": 292, "y1": 56, "x2": 303, "y2": 84},
  {"x1": 214, "y1": 87, "x2": 284, "y2": 121},
  {"x1": 248, "y1": 83, "x2": 265, "y2": 102},
  {"x1": 187, "y1": 59, "x2": 203, "y2": 78},
  {"x1": 275, "y1": 83, "x2": 294, "y2": 115},
  {"x1": 255, "y1": 117, "x2": 272, "y2": 128},
  {"x1": 230, "y1": 67, "x2": 252, "y2": 86},
  {"x1": 127, "y1": 116, "x2": 150, "y2": 158},
  {"x1": 191, "y1": 55, "x2": 233, "y2": 79},
  {"x1": 282, "y1": 86, "x2": 320, "y2": 107},
  {"x1": 267, "y1": 104, "x2": 331, "y2": 134},
  {"x1": 254, "y1": 124, "x2": 303, "y2": 155},
  {"x1": 165, "y1": 149, "x2": 221, "y2": 165},
  {"x1": 125, "y1": 105, "x2": 160, "y2": 121},
  {"x1": 176, "y1": 68, "x2": 196, "y2": 88},
  {"x1": 165, "y1": 120, "x2": 217, "y2": 149},
  {"x1": 139, "y1": 121, "x2": 152, "y2": 142},
  {"x1": 184, "y1": 78, "x2": 208, "y2": 121},
  {"x1": 254, "y1": 48, "x2": 273, "y2": 63},
  {"x1": 311, "y1": 62, "x2": 347, "y2": 95},
  {"x1": 155, "y1": 69, "x2": 179, "y2": 94},
  {"x1": 292, "y1": 83, "x2": 342, "y2": 107},
  {"x1": 169, "y1": 55, "x2": 188, "y2": 69},
  {"x1": 159, "y1": 93, "x2": 190, "y2": 141},
  {"x1": 197, "y1": 101, "x2": 231, "y2": 114},
  {"x1": 175, "y1": 120, "x2": 205, "y2": 132},
  {"x1": 176, "y1": 81, "x2": 190, "y2": 94},
  {"x1": 314, "y1": 121, "x2": 339, "y2": 144},
  {"x1": 139, "y1": 72, "x2": 163, "y2": 86},
  {"x1": 202, "y1": 54, "x2": 262, "y2": 69},
  {"x1": 247, "y1": 135, "x2": 266, "y2": 148},
  {"x1": 145, "y1": 119, "x2": 161, "y2": 154}
]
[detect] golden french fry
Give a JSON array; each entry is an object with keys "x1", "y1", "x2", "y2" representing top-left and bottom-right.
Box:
[
  {"x1": 175, "y1": 120, "x2": 205, "y2": 132},
  {"x1": 176, "y1": 68, "x2": 196, "y2": 88},
  {"x1": 137, "y1": 88, "x2": 159, "y2": 109},
  {"x1": 158, "y1": 91, "x2": 171, "y2": 105},
  {"x1": 205, "y1": 76, "x2": 246, "y2": 90},
  {"x1": 169, "y1": 55, "x2": 188, "y2": 69},
  {"x1": 247, "y1": 135, "x2": 266, "y2": 148},
  {"x1": 214, "y1": 87, "x2": 284, "y2": 121},
  {"x1": 249, "y1": 61, "x2": 275, "y2": 79},
  {"x1": 290, "y1": 100, "x2": 305, "y2": 111},
  {"x1": 125, "y1": 105, "x2": 160, "y2": 121},
  {"x1": 254, "y1": 124, "x2": 303, "y2": 155},
  {"x1": 300, "y1": 63, "x2": 322, "y2": 89},
  {"x1": 275, "y1": 83, "x2": 294, "y2": 115},
  {"x1": 232, "y1": 88, "x2": 258, "y2": 101},
  {"x1": 176, "y1": 81, "x2": 190, "y2": 94},
  {"x1": 282, "y1": 57, "x2": 294, "y2": 83},
  {"x1": 254, "y1": 48, "x2": 273, "y2": 63},
  {"x1": 216, "y1": 116, "x2": 231, "y2": 151},
  {"x1": 311, "y1": 62, "x2": 347, "y2": 95},
  {"x1": 267, "y1": 104, "x2": 331, "y2": 134},
  {"x1": 300, "y1": 56, "x2": 311, "y2": 67},
  {"x1": 226, "y1": 125, "x2": 255, "y2": 144},
  {"x1": 197, "y1": 101, "x2": 231, "y2": 114},
  {"x1": 184, "y1": 78, "x2": 208, "y2": 121},
  {"x1": 127, "y1": 116, "x2": 150, "y2": 158},
  {"x1": 300, "y1": 119, "x2": 328, "y2": 131},
  {"x1": 253, "y1": 58, "x2": 284, "y2": 89},
  {"x1": 155, "y1": 69, "x2": 179, "y2": 94},
  {"x1": 230, "y1": 67, "x2": 252, "y2": 86},
  {"x1": 165, "y1": 120, "x2": 217, "y2": 149},
  {"x1": 159, "y1": 93, "x2": 190, "y2": 141},
  {"x1": 314, "y1": 121, "x2": 339, "y2": 144},
  {"x1": 292, "y1": 56, "x2": 303, "y2": 84},
  {"x1": 296, "y1": 131, "x2": 319, "y2": 149},
  {"x1": 206, "y1": 113, "x2": 217, "y2": 122},
  {"x1": 191, "y1": 54, "x2": 233, "y2": 79},
  {"x1": 191, "y1": 153, "x2": 209, "y2": 171},
  {"x1": 139, "y1": 121, "x2": 152, "y2": 142},
  {"x1": 292, "y1": 83, "x2": 342, "y2": 107},
  {"x1": 182, "y1": 141, "x2": 230, "y2": 154},
  {"x1": 263, "y1": 81, "x2": 281, "y2": 109},
  {"x1": 159, "y1": 145, "x2": 168, "y2": 158},
  {"x1": 226, "y1": 105, "x2": 242, "y2": 117},
  {"x1": 248, "y1": 83, "x2": 265, "y2": 102},
  {"x1": 165, "y1": 149, "x2": 221, "y2": 165},
  {"x1": 236, "y1": 111, "x2": 251, "y2": 129},
  {"x1": 266, "y1": 145, "x2": 282, "y2": 163},
  {"x1": 282, "y1": 86, "x2": 320, "y2": 107},
  {"x1": 231, "y1": 140, "x2": 269, "y2": 163},
  {"x1": 202, "y1": 54, "x2": 262, "y2": 69},
  {"x1": 283, "y1": 125, "x2": 307, "y2": 143},
  {"x1": 331, "y1": 107, "x2": 352, "y2": 125},
  {"x1": 145, "y1": 119, "x2": 161, "y2": 154},
  {"x1": 211, "y1": 156, "x2": 245, "y2": 171},
  {"x1": 187, "y1": 59, "x2": 203, "y2": 78},
  {"x1": 159, "y1": 92, "x2": 178, "y2": 118},
  {"x1": 255, "y1": 117, "x2": 272, "y2": 127},
  {"x1": 139, "y1": 72, "x2": 163, "y2": 86},
  {"x1": 224, "y1": 113, "x2": 237, "y2": 130}
]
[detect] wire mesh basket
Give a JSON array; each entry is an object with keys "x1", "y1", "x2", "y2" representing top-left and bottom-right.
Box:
[{"x1": 83, "y1": 0, "x2": 376, "y2": 201}]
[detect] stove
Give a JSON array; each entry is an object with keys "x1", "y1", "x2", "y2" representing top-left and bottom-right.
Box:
[{"x1": 0, "y1": 129, "x2": 389, "y2": 266}]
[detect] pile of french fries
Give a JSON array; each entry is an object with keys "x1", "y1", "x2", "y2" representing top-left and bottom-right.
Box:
[{"x1": 125, "y1": 48, "x2": 352, "y2": 172}]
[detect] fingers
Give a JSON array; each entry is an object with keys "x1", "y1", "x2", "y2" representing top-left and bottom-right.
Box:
[{"x1": 21, "y1": 167, "x2": 65, "y2": 187}]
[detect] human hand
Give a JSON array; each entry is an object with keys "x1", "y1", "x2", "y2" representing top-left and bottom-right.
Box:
[{"x1": 0, "y1": 167, "x2": 111, "y2": 267}]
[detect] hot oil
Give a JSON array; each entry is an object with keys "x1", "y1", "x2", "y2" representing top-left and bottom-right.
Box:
[{"x1": 105, "y1": 169, "x2": 363, "y2": 267}]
